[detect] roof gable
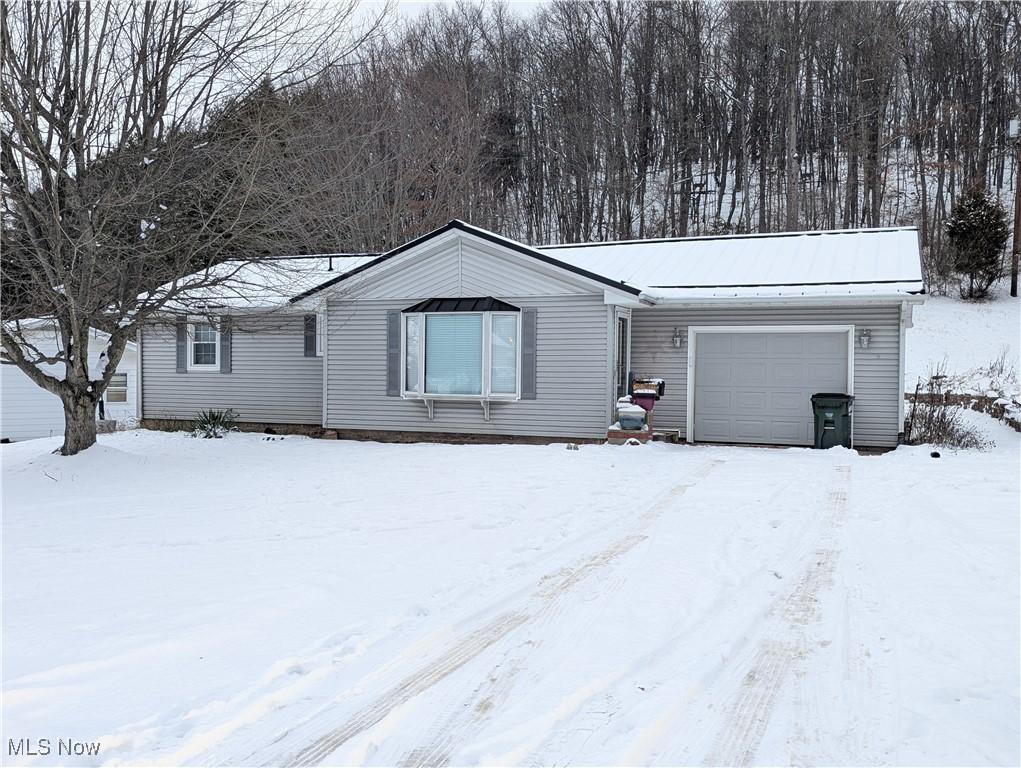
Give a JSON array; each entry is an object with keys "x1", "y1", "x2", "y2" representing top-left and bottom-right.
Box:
[{"x1": 291, "y1": 221, "x2": 642, "y2": 303}]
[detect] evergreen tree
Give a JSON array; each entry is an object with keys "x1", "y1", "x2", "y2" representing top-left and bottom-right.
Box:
[{"x1": 946, "y1": 186, "x2": 1009, "y2": 299}]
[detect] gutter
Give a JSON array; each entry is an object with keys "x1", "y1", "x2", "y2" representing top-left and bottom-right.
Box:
[{"x1": 642, "y1": 293, "x2": 926, "y2": 309}]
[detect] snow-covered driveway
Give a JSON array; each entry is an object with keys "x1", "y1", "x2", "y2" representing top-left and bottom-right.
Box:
[{"x1": 2, "y1": 422, "x2": 1018, "y2": 766}]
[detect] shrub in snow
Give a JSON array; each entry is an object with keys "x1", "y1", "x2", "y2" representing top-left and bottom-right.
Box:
[
  {"x1": 905, "y1": 368, "x2": 990, "y2": 450},
  {"x1": 192, "y1": 408, "x2": 238, "y2": 439},
  {"x1": 946, "y1": 185, "x2": 1009, "y2": 300}
]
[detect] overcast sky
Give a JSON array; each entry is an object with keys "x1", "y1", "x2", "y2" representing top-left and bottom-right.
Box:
[{"x1": 360, "y1": 0, "x2": 547, "y2": 21}]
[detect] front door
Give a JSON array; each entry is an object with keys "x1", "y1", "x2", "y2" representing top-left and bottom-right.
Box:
[{"x1": 615, "y1": 315, "x2": 630, "y2": 399}]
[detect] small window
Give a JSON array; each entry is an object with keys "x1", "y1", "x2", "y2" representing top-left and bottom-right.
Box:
[
  {"x1": 405, "y1": 314, "x2": 421, "y2": 393},
  {"x1": 189, "y1": 319, "x2": 219, "y2": 369},
  {"x1": 317, "y1": 310, "x2": 325, "y2": 357},
  {"x1": 490, "y1": 314, "x2": 518, "y2": 394},
  {"x1": 107, "y1": 373, "x2": 128, "y2": 403},
  {"x1": 304, "y1": 312, "x2": 327, "y2": 357}
]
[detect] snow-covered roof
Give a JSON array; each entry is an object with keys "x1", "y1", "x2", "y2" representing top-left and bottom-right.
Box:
[
  {"x1": 170, "y1": 254, "x2": 377, "y2": 310},
  {"x1": 538, "y1": 227, "x2": 924, "y2": 301},
  {"x1": 286, "y1": 224, "x2": 923, "y2": 305},
  {"x1": 2, "y1": 318, "x2": 137, "y2": 349}
]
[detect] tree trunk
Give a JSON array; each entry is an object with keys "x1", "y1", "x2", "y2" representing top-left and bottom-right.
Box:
[{"x1": 60, "y1": 392, "x2": 98, "y2": 456}]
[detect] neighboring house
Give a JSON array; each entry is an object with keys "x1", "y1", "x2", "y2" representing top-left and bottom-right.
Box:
[
  {"x1": 138, "y1": 221, "x2": 924, "y2": 449},
  {"x1": 1, "y1": 324, "x2": 137, "y2": 441}
]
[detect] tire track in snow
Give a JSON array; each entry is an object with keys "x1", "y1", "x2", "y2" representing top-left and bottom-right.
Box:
[
  {"x1": 280, "y1": 459, "x2": 725, "y2": 768},
  {"x1": 396, "y1": 459, "x2": 725, "y2": 768},
  {"x1": 702, "y1": 464, "x2": 850, "y2": 767}
]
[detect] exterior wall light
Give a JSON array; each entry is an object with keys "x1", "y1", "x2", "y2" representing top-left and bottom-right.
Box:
[
  {"x1": 858, "y1": 328, "x2": 872, "y2": 349},
  {"x1": 671, "y1": 327, "x2": 684, "y2": 349}
]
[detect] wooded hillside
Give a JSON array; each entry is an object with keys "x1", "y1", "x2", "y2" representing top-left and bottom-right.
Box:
[{"x1": 277, "y1": 0, "x2": 1018, "y2": 289}]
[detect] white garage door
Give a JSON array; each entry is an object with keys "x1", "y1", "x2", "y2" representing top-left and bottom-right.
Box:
[{"x1": 693, "y1": 331, "x2": 849, "y2": 446}]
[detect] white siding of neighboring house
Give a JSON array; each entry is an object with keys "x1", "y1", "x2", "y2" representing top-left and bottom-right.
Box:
[{"x1": 1, "y1": 330, "x2": 137, "y2": 442}]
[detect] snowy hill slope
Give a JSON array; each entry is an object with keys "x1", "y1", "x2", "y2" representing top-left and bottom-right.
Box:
[{"x1": 906, "y1": 286, "x2": 1019, "y2": 396}]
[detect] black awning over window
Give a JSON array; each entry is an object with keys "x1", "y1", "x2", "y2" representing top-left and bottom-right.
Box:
[{"x1": 403, "y1": 296, "x2": 520, "y2": 313}]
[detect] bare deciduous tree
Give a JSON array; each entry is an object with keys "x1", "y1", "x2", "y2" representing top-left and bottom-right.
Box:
[{"x1": 1, "y1": 0, "x2": 380, "y2": 455}]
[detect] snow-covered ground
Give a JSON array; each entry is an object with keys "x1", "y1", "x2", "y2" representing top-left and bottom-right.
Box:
[
  {"x1": 3, "y1": 420, "x2": 1018, "y2": 766},
  {"x1": 906, "y1": 286, "x2": 1020, "y2": 397}
]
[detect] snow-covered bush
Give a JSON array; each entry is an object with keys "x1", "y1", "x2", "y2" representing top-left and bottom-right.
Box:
[
  {"x1": 192, "y1": 409, "x2": 238, "y2": 439},
  {"x1": 905, "y1": 368, "x2": 989, "y2": 450}
]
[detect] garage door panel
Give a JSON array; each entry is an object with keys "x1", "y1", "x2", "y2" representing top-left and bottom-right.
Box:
[
  {"x1": 696, "y1": 417, "x2": 733, "y2": 440},
  {"x1": 807, "y1": 361, "x2": 846, "y2": 389},
  {"x1": 697, "y1": 361, "x2": 732, "y2": 386},
  {"x1": 768, "y1": 334, "x2": 804, "y2": 354},
  {"x1": 769, "y1": 420, "x2": 803, "y2": 442},
  {"x1": 804, "y1": 333, "x2": 847, "y2": 355},
  {"x1": 693, "y1": 331, "x2": 848, "y2": 446},
  {"x1": 734, "y1": 419, "x2": 768, "y2": 440},
  {"x1": 770, "y1": 391, "x2": 804, "y2": 413},
  {"x1": 701, "y1": 390, "x2": 732, "y2": 410},
  {"x1": 735, "y1": 391, "x2": 767, "y2": 411},
  {"x1": 733, "y1": 361, "x2": 767, "y2": 386},
  {"x1": 770, "y1": 362, "x2": 803, "y2": 386},
  {"x1": 699, "y1": 334, "x2": 734, "y2": 355},
  {"x1": 734, "y1": 334, "x2": 768, "y2": 354}
]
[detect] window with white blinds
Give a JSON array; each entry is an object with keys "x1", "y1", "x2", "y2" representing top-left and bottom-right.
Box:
[
  {"x1": 403, "y1": 312, "x2": 519, "y2": 398},
  {"x1": 490, "y1": 314, "x2": 518, "y2": 394},
  {"x1": 425, "y1": 314, "x2": 483, "y2": 395}
]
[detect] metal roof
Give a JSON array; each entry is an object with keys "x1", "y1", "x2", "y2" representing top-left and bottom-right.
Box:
[
  {"x1": 290, "y1": 221, "x2": 643, "y2": 302},
  {"x1": 538, "y1": 227, "x2": 924, "y2": 300},
  {"x1": 403, "y1": 296, "x2": 520, "y2": 313},
  {"x1": 289, "y1": 224, "x2": 924, "y2": 305}
]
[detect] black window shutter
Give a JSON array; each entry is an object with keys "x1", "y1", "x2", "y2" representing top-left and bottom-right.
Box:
[
  {"x1": 175, "y1": 318, "x2": 188, "y2": 373},
  {"x1": 304, "y1": 314, "x2": 317, "y2": 357},
  {"x1": 386, "y1": 310, "x2": 401, "y2": 396},
  {"x1": 521, "y1": 308, "x2": 537, "y2": 400},
  {"x1": 219, "y1": 316, "x2": 232, "y2": 374}
]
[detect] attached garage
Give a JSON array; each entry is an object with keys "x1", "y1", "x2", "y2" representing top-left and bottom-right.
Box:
[
  {"x1": 689, "y1": 327, "x2": 852, "y2": 446},
  {"x1": 547, "y1": 226, "x2": 926, "y2": 449}
]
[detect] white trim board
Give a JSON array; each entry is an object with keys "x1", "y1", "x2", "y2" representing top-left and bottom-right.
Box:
[{"x1": 684, "y1": 324, "x2": 856, "y2": 447}]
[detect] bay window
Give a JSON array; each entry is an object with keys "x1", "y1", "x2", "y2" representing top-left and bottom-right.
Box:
[{"x1": 402, "y1": 301, "x2": 521, "y2": 400}]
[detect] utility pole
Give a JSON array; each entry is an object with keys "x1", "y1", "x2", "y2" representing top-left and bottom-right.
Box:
[{"x1": 1011, "y1": 118, "x2": 1020, "y2": 298}]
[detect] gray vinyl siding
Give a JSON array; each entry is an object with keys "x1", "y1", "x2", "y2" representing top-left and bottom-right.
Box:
[
  {"x1": 630, "y1": 304, "x2": 902, "y2": 447},
  {"x1": 325, "y1": 294, "x2": 610, "y2": 439},
  {"x1": 333, "y1": 235, "x2": 592, "y2": 301},
  {"x1": 141, "y1": 314, "x2": 322, "y2": 424}
]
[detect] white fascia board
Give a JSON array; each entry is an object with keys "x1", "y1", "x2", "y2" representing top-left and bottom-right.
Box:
[{"x1": 603, "y1": 289, "x2": 651, "y2": 307}]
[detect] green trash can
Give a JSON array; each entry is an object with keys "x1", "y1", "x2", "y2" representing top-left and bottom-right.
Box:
[{"x1": 811, "y1": 393, "x2": 854, "y2": 449}]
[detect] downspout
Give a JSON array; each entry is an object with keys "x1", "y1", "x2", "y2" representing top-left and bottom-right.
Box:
[
  {"x1": 135, "y1": 327, "x2": 143, "y2": 421},
  {"x1": 897, "y1": 300, "x2": 911, "y2": 441},
  {"x1": 321, "y1": 298, "x2": 329, "y2": 430}
]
